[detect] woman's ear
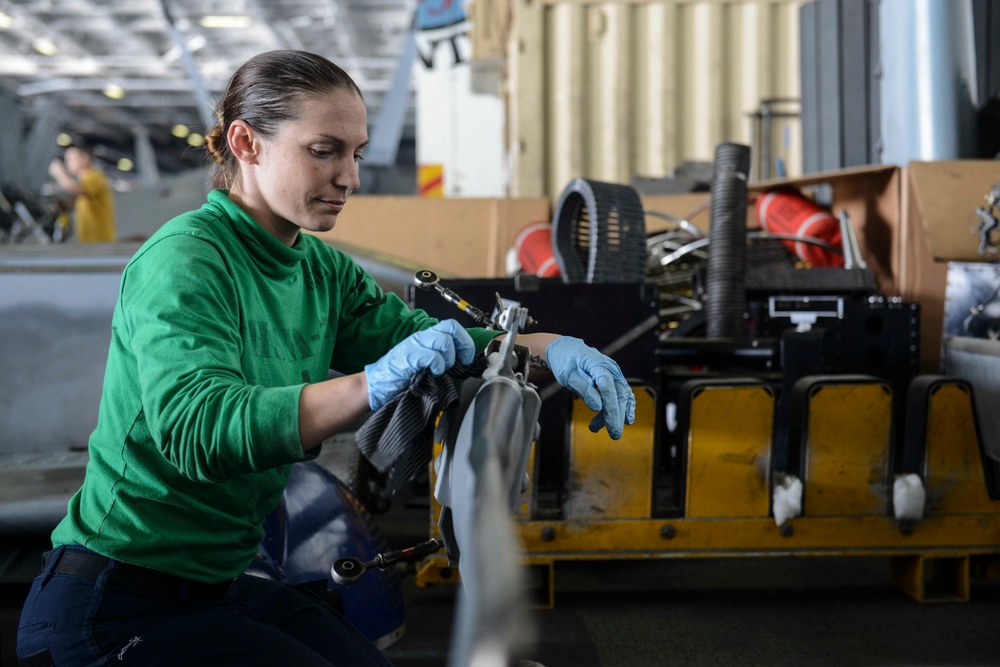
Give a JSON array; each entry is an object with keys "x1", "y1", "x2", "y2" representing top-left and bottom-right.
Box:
[{"x1": 227, "y1": 120, "x2": 259, "y2": 165}]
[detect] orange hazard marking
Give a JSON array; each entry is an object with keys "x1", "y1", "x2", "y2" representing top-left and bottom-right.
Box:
[{"x1": 418, "y1": 164, "x2": 444, "y2": 197}]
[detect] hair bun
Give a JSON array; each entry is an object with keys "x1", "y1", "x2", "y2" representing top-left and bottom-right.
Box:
[{"x1": 204, "y1": 126, "x2": 226, "y2": 165}]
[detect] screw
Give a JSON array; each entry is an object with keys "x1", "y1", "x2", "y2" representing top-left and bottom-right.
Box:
[
  {"x1": 541, "y1": 527, "x2": 556, "y2": 542},
  {"x1": 660, "y1": 524, "x2": 676, "y2": 540},
  {"x1": 780, "y1": 523, "x2": 794, "y2": 538}
]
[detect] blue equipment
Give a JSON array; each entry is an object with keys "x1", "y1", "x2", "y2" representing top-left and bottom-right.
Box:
[{"x1": 251, "y1": 461, "x2": 407, "y2": 649}]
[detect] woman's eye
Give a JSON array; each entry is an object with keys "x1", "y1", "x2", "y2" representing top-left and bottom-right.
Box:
[
  {"x1": 311, "y1": 149, "x2": 333, "y2": 158},
  {"x1": 354, "y1": 155, "x2": 364, "y2": 163}
]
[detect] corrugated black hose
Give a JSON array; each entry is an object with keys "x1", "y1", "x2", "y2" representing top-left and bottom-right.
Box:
[{"x1": 706, "y1": 142, "x2": 752, "y2": 339}]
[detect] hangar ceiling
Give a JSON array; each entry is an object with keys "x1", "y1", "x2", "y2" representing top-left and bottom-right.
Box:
[{"x1": 0, "y1": 0, "x2": 415, "y2": 175}]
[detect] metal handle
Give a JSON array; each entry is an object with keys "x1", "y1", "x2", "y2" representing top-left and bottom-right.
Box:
[
  {"x1": 413, "y1": 270, "x2": 497, "y2": 329},
  {"x1": 331, "y1": 538, "x2": 443, "y2": 586}
]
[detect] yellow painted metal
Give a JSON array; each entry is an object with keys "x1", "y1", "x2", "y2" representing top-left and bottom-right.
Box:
[
  {"x1": 427, "y1": 441, "x2": 444, "y2": 541},
  {"x1": 416, "y1": 556, "x2": 556, "y2": 608},
  {"x1": 803, "y1": 382, "x2": 893, "y2": 517},
  {"x1": 525, "y1": 562, "x2": 556, "y2": 609},
  {"x1": 419, "y1": 539, "x2": 990, "y2": 605},
  {"x1": 413, "y1": 375, "x2": 1000, "y2": 604},
  {"x1": 514, "y1": 515, "x2": 1000, "y2": 555},
  {"x1": 923, "y1": 383, "x2": 995, "y2": 515},
  {"x1": 563, "y1": 386, "x2": 656, "y2": 519},
  {"x1": 972, "y1": 555, "x2": 1000, "y2": 579},
  {"x1": 685, "y1": 384, "x2": 773, "y2": 518},
  {"x1": 515, "y1": 442, "x2": 537, "y2": 520},
  {"x1": 416, "y1": 557, "x2": 459, "y2": 588},
  {"x1": 890, "y1": 554, "x2": 970, "y2": 603}
]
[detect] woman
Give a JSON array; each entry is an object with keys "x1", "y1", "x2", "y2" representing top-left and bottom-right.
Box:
[{"x1": 17, "y1": 50, "x2": 634, "y2": 666}]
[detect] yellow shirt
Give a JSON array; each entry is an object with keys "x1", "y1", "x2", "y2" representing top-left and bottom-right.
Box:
[{"x1": 75, "y1": 168, "x2": 116, "y2": 243}]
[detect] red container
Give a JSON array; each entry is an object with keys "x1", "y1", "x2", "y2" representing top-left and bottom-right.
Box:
[
  {"x1": 515, "y1": 222, "x2": 561, "y2": 277},
  {"x1": 755, "y1": 189, "x2": 844, "y2": 267}
]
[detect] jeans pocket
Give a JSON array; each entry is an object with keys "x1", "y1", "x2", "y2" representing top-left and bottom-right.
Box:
[{"x1": 16, "y1": 620, "x2": 57, "y2": 658}]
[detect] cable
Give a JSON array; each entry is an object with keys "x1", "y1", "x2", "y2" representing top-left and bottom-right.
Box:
[{"x1": 644, "y1": 209, "x2": 706, "y2": 238}]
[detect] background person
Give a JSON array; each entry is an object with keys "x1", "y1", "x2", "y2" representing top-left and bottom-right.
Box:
[
  {"x1": 17, "y1": 49, "x2": 634, "y2": 666},
  {"x1": 48, "y1": 144, "x2": 117, "y2": 243}
]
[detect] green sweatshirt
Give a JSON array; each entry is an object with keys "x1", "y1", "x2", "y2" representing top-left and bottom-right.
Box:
[{"x1": 52, "y1": 189, "x2": 498, "y2": 583}]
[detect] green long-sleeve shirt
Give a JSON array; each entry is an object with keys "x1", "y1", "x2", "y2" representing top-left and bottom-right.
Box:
[{"x1": 52, "y1": 189, "x2": 498, "y2": 583}]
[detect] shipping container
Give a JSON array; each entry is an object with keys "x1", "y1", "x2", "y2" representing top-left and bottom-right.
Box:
[{"x1": 471, "y1": 0, "x2": 802, "y2": 200}]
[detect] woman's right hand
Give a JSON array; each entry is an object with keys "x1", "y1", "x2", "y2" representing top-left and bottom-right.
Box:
[{"x1": 364, "y1": 320, "x2": 476, "y2": 412}]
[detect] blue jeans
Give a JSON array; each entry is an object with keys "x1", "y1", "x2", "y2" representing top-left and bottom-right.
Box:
[{"x1": 16, "y1": 545, "x2": 395, "y2": 666}]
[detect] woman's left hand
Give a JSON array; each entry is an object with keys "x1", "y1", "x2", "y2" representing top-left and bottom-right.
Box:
[{"x1": 545, "y1": 336, "x2": 636, "y2": 440}]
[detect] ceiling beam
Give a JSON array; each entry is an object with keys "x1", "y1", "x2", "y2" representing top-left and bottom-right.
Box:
[
  {"x1": 328, "y1": 0, "x2": 368, "y2": 89},
  {"x1": 17, "y1": 75, "x2": 406, "y2": 97},
  {"x1": 0, "y1": 54, "x2": 402, "y2": 75},
  {"x1": 158, "y1": 0, "x2": 217, "y2": 130}
]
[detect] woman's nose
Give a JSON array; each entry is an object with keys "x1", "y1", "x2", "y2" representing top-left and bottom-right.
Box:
[{"x1": 336, "y1": 158, "x2": 361, "y2": 192}]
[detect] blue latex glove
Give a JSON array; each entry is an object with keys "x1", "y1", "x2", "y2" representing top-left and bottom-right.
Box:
[
  {"x1": 365, "y1": 320, "x2": 476, "y2": 412},
  {"x1": 546, "y1": 336, "x2": 636, "y2": 440}
]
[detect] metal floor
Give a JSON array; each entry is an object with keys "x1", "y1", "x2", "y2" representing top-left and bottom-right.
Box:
[
  {"x1": 3, "y1": 443, "x2": 1000, "y2": 667},
  {"x1": 375, "y1": 489, "x2": 1000, "y2": 667},
  {"x1": 3, "y1": 514, "x2": 1000, "y2": 667},
  {"x1": 388, "y1": 558, "x2": 1000, "y2": 667},
  {"x1": 2, "y1": 443, "x2": 1000, "y2": 667}
]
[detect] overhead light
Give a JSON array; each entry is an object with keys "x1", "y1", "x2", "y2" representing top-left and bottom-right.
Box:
[
  {"x1": 172, "y1": 124, "x2": 191, "y2": 139},
  {"x1": 32, "y1": 37, "x2": 58, "y2": 56},
  {"x1": 56, "y1": 133, "x2": 72, "y2": 147},
  {"x1": 1, "y1": 55, "x2": 37, "y2": 75},
  {"x1": 187, "y1": 133, "x2": 204, "y2": 147},
  {"x1": 199, "y1": 15, "x2": 252, "y2": 29},
  {"x1": 0, "y1": 11, "x2": 13, "y2": 29},
  {"x1": 103, "y1": 83, "x2": 125, "y2": 99},
  {"x1": 162, "y1": 34, "x2": 207, "y2": 63},
  {"x1": 57, "y1": 59, "x2": 100, "y2": 76},
  {"x1": 117, "y1": 158, "x2": 134, "y2": 172}
]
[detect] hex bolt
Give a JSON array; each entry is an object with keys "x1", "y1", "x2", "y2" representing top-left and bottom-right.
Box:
[
  {"x1": 541, "y1": 527, "x2": 556, "y2": 542},
  {"x1": 660, "y1": 524, "x2": 676, "y2": 540}
]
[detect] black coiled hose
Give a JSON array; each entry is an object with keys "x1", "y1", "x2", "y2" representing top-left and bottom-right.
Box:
[{"x1": 706, "y1": 143, "x2": 751, "y2": 339}]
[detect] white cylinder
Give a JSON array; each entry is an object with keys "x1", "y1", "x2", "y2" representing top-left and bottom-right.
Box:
[{"x1": 879, "y1": 0, "x2": 978, "y2": 164}]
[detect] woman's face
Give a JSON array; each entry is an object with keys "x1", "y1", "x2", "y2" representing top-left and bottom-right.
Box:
[{"x1": 234, "y1": 87, "x2": 368, "y2": 245}]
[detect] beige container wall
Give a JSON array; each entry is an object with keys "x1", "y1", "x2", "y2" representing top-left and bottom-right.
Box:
[{"x1": 499, "y1": 0, "x2": 802, "y2": 201}]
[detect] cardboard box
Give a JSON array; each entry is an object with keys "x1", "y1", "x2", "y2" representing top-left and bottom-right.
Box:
[
  {"x1": 753, "y1": 161, "x2": 1000, "y2": 372},
  {"x1": 751, "y1": 165, "x2": 902, "y2": 295},
  {"x1": 316, "y1": 166, "x2": 1000, "y2": 370},
  {"x1": 642, "y1": 166, "x2": 900, "y2": 287},
  {"x1": 899, "y1": 161, "x2": 1000, "y2": 370},
  {"x1": 640, "y1": 167, "x2": 901, "y2": 295},
  {"x1": 642, "y1": 191, "x2": 772, "y2": 239},
  {"x1": 310, "y1": 195, "x2": 551, "y2": 278}
]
